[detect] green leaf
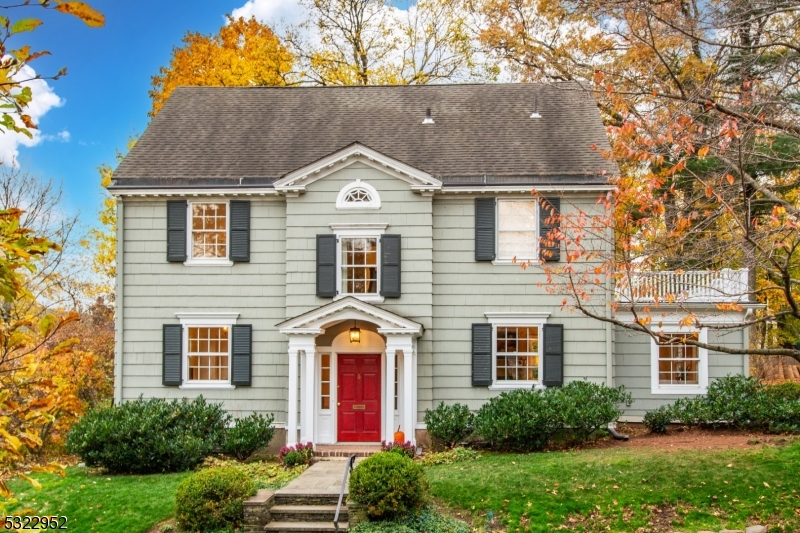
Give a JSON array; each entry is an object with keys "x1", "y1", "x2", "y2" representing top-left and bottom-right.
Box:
[{"x1": 11, "y1": 18, "x2": 43, "y2": 34}]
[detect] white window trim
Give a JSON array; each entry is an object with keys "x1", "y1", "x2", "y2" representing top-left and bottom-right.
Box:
[
  {"x1": 650, "y1": 326, "x2": 708, "y2": 395},
  {"x1": 495, "y1": 198, "x2": 539, "y2": 263},
  {"x1": 184, "y1": 199, "x2": 234, "y2": 267},
  {"x1": 485, "y1": 314, "x2": 548, "y2": 391},
  {"x1": 335, "y1": 179, "x2": 381, "y2": 210},
  {"x1": 176, "y1": 312, "x2": 239, "y2": 389},
  {"x1": 331, "y1": 225, "x2": 386, "y2": 303}
]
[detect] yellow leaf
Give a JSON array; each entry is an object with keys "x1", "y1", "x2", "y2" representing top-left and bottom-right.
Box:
[
  {"x1": 54, "y1": 1, "x2": 105, "y2": 28},
  {"x1": 11, "y1": 18, "x2": 43, "y2": 34},
  {"x1": 698, "y1": 145, "x2": 709, "y2": 158},
  {"x1": 19, "y1": 474, "x2": 42, "y2": 490}
]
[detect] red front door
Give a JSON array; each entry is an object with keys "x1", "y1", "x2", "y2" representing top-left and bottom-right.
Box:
[{"x1": 337, "y1": 354, "x2": 381, "y2": 442}]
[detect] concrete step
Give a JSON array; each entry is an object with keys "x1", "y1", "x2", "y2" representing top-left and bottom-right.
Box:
[
  {"x1": 274, "y1": 493, "x2": 343, "y2": 506},
  {"x1": 264, "y1": 521, "x2": 348, "y2": 532},
  {"x1": 270, "y1": 504, "x2": 348, "y2": 522}
]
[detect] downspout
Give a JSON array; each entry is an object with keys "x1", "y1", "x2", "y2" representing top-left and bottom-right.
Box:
[
  {"x1": 605, "y1": 272, "x2": 613, "y2": 387},
  {"x1": 114, "y1": 197, "x2": 124, "y2": 404}
]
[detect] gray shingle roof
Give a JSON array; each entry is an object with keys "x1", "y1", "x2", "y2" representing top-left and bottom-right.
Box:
[{"x1": 111, "y1": 83, "x2": 617, "y2": 189}]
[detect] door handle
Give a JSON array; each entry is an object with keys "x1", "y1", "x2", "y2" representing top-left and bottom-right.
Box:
[{"x1": 337, "y1": 402, "x2": 341, "y2": 406}]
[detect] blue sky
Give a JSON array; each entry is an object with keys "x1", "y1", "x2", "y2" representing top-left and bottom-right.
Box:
[{"x1": 15, "y1": 1, "x2": 249, "y2": 227}]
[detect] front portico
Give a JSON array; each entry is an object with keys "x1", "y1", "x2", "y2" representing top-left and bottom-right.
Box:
[{"x1": 277, "y1": 297, "x2": 423, "y2": 447}]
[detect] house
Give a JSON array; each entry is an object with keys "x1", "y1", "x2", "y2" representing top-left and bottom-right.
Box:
[{"x1": 109, "y1": 83, "x2": 753, "y2": 447}]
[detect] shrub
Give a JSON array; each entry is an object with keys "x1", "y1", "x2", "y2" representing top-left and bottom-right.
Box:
[
  {"x1": 423, "y1": 402, "x2": 474, "y2": 450},
  {"x1": 175, "y1": 467, "x2": 256, "y2": 532},
  {"x1": 66, "y1": 396, "x2": 228, "y2": 474},
  {"x1": 473, "y1": 389, "x2": 560, "y2": 451},
  {"x1": 766, "y1": 381, "x2": 800, "y2": 401},
  {"x1": 643, "y1": 405, "x2": 672, "y2": 434},
  {"x1": 554, "y1": 381, "x2": 632, "y2": 442},
  {"x1": 349, "y1": 452, "x2": 428, "y2": 518},
  {"x1": 659, "y1": 375, "x2": 800, "y2": 434},
  {"x1": 279, "y1": 442, "x2": 314, "y2": 466},
  {"x1": 222, "y1": 413, "x2": 275, "y2": 461},
  {"x1": 381, "y1": 440, "x2": 415, "y2": 459},
  {"x1": 419, "y1": 446, "x2": 480, "y2": 467}
]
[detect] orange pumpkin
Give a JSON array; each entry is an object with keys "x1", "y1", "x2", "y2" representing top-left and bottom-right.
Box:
[{"x1": 394, "y1": 426, "x2": 405, "y2": 443}]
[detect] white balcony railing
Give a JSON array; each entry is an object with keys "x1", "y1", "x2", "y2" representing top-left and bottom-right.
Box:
[{"x1": 615, "y1": 268, "x2": 750, "y2": 304}]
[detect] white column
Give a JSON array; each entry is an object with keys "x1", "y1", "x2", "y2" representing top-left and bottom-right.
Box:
[
  {"x1": 384, "y1": 345, "x2": 397, "y2": 443},
  {"x1": 304, "y1": 350, "x2": 316, "y2": 444},
  {"x1": 287, "y1": 346, "x2": 299, "y2": 446},
  {"x1": 384, "y1": 334, "x2": 415, "y2": 444},
  {"x1": 403, "y1": 343, "x2": 415, "y2": 445},
  {"x1": 299, "y1": 353, "x2": 306, "y2": 442}
]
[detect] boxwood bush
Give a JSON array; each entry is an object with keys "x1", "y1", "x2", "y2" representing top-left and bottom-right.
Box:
[
  {"x1": 643, "y1": 405, "x2": 672, "y2": 434},
  {"x1": 175, "y1": 467, "x2": 256, "y2": 532},
  {"x1": 221, "y1": 413, "x2": 275, "y2": 461},
  {"x1": 349, "y1": 452, "x2": 428, "y2": 518},
  {"x1": 423, "y1": 402, "x2": 474, "y2": 450},
  {"x1": 66, "y1": 396, "x2": 229, "y2": 474},
  {"x1": 473, "y1": 381, "x2": 631, "y2": 450},
  {"x1": 350, "y1": 507, "x2": 470, "y2": 533},
  {"x1": 642, "y1": 375, "x2": 800, "y2": 434}
]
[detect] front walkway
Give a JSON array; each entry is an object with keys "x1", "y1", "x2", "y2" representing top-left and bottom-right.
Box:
[{"x1": 278, "y1": 458, "x2": 360, "y2": 497}]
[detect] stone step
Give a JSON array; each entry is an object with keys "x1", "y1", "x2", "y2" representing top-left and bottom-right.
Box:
[
  {"x1": 264, "y1": 521, "x2": 348, "y2": 532},
  {"x1": 274, "y1": 493, "x2": 343, "y2": 506},
  {"x1": 270, "y1": 504, "x2": 348, "y2": 523}
]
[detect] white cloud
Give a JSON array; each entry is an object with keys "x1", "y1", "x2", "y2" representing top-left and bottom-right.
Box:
[
  {"x1": 231, "y1": 0, "x2": 307, "y2": 28},
  {"x1": 42, "y1": 130, "x2": 70, "y2": 143},
  {"x1": 0, "y1": 64, "x2": 64, "y2": 167}
]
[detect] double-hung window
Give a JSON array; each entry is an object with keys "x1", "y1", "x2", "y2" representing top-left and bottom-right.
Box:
[
  {"x1": 341, "y1": 237, "x2": 379, "y2": 295},
  {"x1": 485, "y1": 313, "x2": 548, "y2": 390},
  {"x1": 497, "y1": 199, "x2": 538, "y2": 261},
  {"x1": 188, "y1": 326, "x2": 229, "y2": 382},
  {"x1": 328, "y1": 223, "x2": 388, "y2": 302},
  {"x1": 174, "y1": 312, "x2": 240, "y2": 390},
  {"x1": 496, "y1": 326, "x2": 540, "y2": 382},
  {"x1": 188, "y1": 201, "x2": 229, "y2": 264},
  {"x1": 650, "y1": 328, "x2": 708, "y2": 394}
]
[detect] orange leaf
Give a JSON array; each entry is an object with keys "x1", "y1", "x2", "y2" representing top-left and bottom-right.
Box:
[
  {"x1": 726, "y1": 174, "x2": 735, "y2": 185},
  {"x1": 55, "y1": 2, "x2": 105, "y2": 28},
  {"x1": 20, "y1": 114, "x2": 37, "y2": 130},
  {"x1": 698, "y1": 146, "x2": 709, "y2": 158}
]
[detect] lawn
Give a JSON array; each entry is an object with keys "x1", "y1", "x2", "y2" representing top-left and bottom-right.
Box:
[
  {"x1": 5, "y1": 467, "x2": 191, "y2": 533},
  {"x1": 5, "y1": 460, "x2": 305, "y2": 533},
  {"x1": 427, "y1": 441, "x2": 800, "y2": 532}
]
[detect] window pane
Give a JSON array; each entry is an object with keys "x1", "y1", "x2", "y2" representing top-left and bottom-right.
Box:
[{"x1": 190, "y1": 203, "x2": 227, "y2": 259}]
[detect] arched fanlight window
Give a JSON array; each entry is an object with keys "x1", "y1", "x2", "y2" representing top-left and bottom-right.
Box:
[{"x1": 335, "y1": 179, "x2": 381, "y2": 209}]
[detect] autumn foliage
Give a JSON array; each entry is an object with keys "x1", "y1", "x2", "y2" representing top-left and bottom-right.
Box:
[
  {"x1": 476, "y1": 0, "x2": 800, "y2": 361},
  {"x1": 149, "y1": 16, "x2": 294, "y2": 117}
]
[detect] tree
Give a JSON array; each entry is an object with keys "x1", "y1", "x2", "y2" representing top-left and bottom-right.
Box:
[
  {"x1": 475, "y1": 0, "x2": 800, "y2": 361},
  {"x1": 149, "y1": 15, "x2": 294, "y2": 116},
  {"x1": 0, "y1": 1, "x2": 103, "y2": 136},
  {"x1": 289, "y1": 0, "x2": 493, "y2": 85}
]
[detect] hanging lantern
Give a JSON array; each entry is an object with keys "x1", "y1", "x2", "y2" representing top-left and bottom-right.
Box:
[{"x1": 349, "y1": 320, "x2": 361, "y2": 343}]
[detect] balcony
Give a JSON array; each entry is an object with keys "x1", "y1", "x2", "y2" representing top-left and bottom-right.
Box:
[{"x1": 615, "y1": 268, "x2": 750, "y2": 304}]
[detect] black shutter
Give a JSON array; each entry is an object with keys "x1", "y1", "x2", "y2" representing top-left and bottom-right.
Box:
[
  {"x1": 167, "y1": 200, "x2": 187, "y2": 262},
  {"x1": 380, "y1": 234, "x2": 401, "y2": 298},
  {"x1": 539, "y1": 197, "x2": 561, "y2": 262},
  {"x1": 472, "y1": 323, "x2": 492, "y2": 386},
  {"x1": 317, "y1": 234, "x2": 337, "y2": 297},
  {"x1": 163, "y1": 324, "x2": 182, "y2": 386},
  {"x1": 475, "y1": 197, "x2": 496, "y2": 261},
  {"x1": 231, "y1": 325, "x2": 252, "y2": 386},
  {"x1": 542, "y1": 324, "x2": 564, "y2": 387},
  {"x1": 229, "y1": 200, "x2": 250, "y2": 262}
]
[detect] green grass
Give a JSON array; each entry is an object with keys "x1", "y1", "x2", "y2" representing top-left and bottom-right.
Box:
[
  {"x1": 427, "y1": 442, "x2": 800, "y2": 532},
  {"x1": 6, "y1": 467, "x2": 191, "y2": 533},
  {"x1": 4, "y1": 459, "x2": 305, "y2": 533}
]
